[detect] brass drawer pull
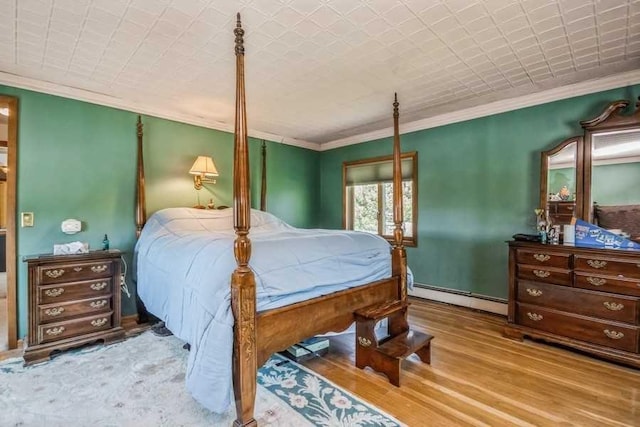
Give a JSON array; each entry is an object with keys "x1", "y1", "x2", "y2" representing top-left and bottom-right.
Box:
[
  {"x1": 44, "y1": 288, "x2": 65, "y2": 297},
  {"x1": 45, "y1": 269, "x2": 65, "y2": 279},
  {"x1": 526, "y1": 288, "x2": 542, "y2": 297},
  {"x1": 533, "y1": 254, "x2": 550, "y2": 262},
  {"x1": 586, "y1": 277, "x2": 606, "y2": 286},
  {"x1": 603, "y1": 302, "x2": 624, "y2": 311},
  {"x1": 604, "y1": 329, "x2": 624, "y2": 340},
  {"x1": 358, "y1": 336, "x2": 372, "y2": 347},
  {"x1": 527, "y1": 312, "x2": 543, "y2": 321},
  {"x1": 45, "y1": 327, "x2": 65, "y2": 336},
  {"x1": 91, "y1": 265, "x2": 108, "y2": 273},
  {"x1": 90, "y1": 300, "x2": 108, "y2": 309},
  {"x1": 91, "y1": 318, "x2": 108, "y2": 327},
  {"x1": 90, "y1": 282, "x2": 108, "y2": 291},
  {"x1": 44, "y1": 307, "x2": 65, "y2": 316},
  {"x1": 533, "y1": 270, "x2": 550, "y2": 278},
  {"x1": 587, "y1": 259, "x2": 607, "y2": 269},
  {"x1": 73, "y1": 267, "x2": 83, "y2": 272}
]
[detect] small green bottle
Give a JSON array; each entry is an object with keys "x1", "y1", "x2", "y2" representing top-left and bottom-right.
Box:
[{"x1": 102, "y1": 234, "x2": 110, "y2": 250}]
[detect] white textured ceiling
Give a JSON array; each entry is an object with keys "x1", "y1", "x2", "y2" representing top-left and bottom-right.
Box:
[{"x1": 0, "y1": 0, "x2": 639, "y2": 148}]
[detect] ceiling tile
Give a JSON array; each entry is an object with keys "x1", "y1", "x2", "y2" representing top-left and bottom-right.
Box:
[
  {"x1": 418, "y1": 3, "x2": 451, "y2": 23},
  {"x1": 493, "y1": 3, "x2": 525, "y2": 23},
  {"x1": 289, "y1": 0, "x2": 322, "y2": 16}
]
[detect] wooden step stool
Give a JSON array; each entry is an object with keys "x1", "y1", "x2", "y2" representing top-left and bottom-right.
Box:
[{"x1": 354, "y1": 299, "x2": 433, "y2": 386}]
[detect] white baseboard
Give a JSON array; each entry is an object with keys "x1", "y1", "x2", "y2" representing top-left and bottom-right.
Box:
[{"x1": 409, "y1": 285, "x2": 508, "y2": 316}]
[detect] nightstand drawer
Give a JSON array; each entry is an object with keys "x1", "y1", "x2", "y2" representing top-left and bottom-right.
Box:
[
  {"x1": 516, "y1": 249, "x2": 570, "y2": 269},
  {"x1": 517, "y1": 303, "x2": 638, "y2": 353},
  {"x1": 517, "y1": 265, "x2": 571, "y2": 286},
  {"x1": 38, "y1": 278, "x2": 112, "y2": 305},
  {"x1": 39, "y1": 260, "x2": 114, "y2": 284},
  {"x1": 39, "y1": 296, "x2": 112, "y2": 323},
  {"x1": 38, "y1": 312, "x2": 113, "y2": 344},
  {"x1": 575, "y1": 255, "x2": 640, "y2": 279},
  {"x1": 517, "y1": 281, "x2": 639, "y2": 324}
]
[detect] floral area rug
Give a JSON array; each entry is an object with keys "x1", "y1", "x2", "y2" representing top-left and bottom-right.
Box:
[{"x1": 0, "y1": 331, "x2": 403, "y2": 426}]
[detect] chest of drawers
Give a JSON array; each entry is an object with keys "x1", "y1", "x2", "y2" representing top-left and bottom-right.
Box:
[
  {"x1": 505, "y1": 241, "x2": 640, "y2": 368},
  {"x1": 23, "y1": 251, "x2": 125, "y2": 365}
]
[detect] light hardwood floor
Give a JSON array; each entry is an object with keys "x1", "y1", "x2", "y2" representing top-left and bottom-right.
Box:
[{"x1": 300, "y1": 298, "x2": 640, "y2": 427}]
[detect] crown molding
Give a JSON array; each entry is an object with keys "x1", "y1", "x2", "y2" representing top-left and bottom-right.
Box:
[
  {"x1": 3, "y1": 69, "x2": 640, "y2": 153},
  {"x1": 319, "y1": 69, "x2": 640, "y2": 151},
  {"x1": 0, "y1": 71, "x2": 320, "y2": 151}
]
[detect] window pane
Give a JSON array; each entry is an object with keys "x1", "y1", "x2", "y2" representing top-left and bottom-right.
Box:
[
  {"x1": 352, "y1": 184, "x2": 379, "y2": 234},
  {"x1": 382, "y1": 182, "x2": 413, "y2": 238}
]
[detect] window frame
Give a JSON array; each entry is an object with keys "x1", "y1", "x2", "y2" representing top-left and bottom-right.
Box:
[{"x1": 342, "y1": 151, "x2": 418, "y2": 247}]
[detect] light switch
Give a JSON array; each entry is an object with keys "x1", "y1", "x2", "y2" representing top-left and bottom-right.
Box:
[{"x1": 21, "y1": 212, "x2": 34, "y2": 227}]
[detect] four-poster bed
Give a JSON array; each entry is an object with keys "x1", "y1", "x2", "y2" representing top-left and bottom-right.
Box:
[{"x1": 133, "y1": 14, "x2": 431, "y2": 427}]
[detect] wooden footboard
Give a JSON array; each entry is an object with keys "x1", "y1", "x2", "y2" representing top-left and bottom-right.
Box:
[{"x1": 256, "y1": 277, "x2": 399, "y2": 366}]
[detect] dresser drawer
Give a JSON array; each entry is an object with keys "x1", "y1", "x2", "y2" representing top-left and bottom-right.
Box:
[
  {"x1": 38, "y1": 296, "x2": 112, "y2": 323},
  {"x1": 517, "y1": 303, "x2": 639, "y2": 353},
  {"x1": 38, "y1": 278, "x2": 112, "y2": 305},
  {"x1": 575, "y1": 255, "x2": 640, "y2": 279},
  {"x1": 38, "y1": 312, "x2": 113, "y2": 344},
  {"x1": 516, "y1": 249, "x2": 570, "y2": 269},
  {"x1": 517, "y1": 265, "x2": 571, "y2": 286},
  {"x1": 517, "y1": 281, "x2": 639, "y2": 324},
  {"x1": 574, "y1": 272, "x2": 640, "y2": 297},
  {"x1": 39, "y1": 260, "x2": 114, "y2": 284}
]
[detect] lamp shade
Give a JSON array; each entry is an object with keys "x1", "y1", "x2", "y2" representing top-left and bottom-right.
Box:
[{"x1": 189, "y1": 156, "x2": 219, "y2": 176}]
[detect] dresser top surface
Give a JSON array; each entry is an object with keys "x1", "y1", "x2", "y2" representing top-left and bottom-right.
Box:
[
  {"x1": 24, "y1": 250, "x2": 121, "y2": 264},
  {"x1": 509, "y1": 240, "x2": 640, "y2": 255}
]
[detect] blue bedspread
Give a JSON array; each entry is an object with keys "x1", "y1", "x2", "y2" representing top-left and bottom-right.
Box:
[{"x1": 135, "y1": 208, "x2": 396, "y2": 413}]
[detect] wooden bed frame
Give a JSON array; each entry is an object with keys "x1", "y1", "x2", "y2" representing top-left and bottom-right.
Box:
[{"x1": 134, "y1": 14, "x2": 430, "y2": 427}]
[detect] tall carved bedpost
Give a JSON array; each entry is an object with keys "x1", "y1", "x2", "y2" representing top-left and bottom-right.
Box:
[
  {"x1": 231, "y1": 13, "x2": 258, "y2": 427},
  {"x1": 135, "y1": 115, "x2": 146, "y2": 238},
  {"x1": 260, "y1": 140, "x2": 267, "y2": 211},
  {"x1": 134, "y1": 115, "x2": 150, "y2": 324},
  {"x1": 390, "y1": 94, "x2": 408, "y2": 335}
]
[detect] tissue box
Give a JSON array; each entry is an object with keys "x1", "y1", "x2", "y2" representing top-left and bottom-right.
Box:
[
  {"x1": 574, "y1": 219, "x2": 640, "y2": 250},
  {"x1": 53, "y1": 241, "x2": 90, "y2": 255}
]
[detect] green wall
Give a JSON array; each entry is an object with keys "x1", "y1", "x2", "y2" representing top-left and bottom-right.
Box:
[
  {"x1": 0, "y1": 85, "x2": 320, "y2": 338},
  {"x1": 320, "y1": 84, "x2": 640, "y2": 299}
]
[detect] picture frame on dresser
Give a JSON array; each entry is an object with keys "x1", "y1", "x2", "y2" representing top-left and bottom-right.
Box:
[{"x1": 23, "y1": 250, "x2": 125, "y2": 365}]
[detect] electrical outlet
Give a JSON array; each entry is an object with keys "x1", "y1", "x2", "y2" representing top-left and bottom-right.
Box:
[
  {"x1": 120, "y1": 274, "x2": 125, "y2": 287},
  {"x1": 21, "y1": 212, "x2": 34, "y2": 227}
]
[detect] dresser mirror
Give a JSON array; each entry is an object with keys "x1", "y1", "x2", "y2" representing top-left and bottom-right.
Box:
[
  {"x1": 582, "y1": 98, "x2": 640, "y2": 241},
  {"x1": 539, "y1": 136, "x2": 583, "y2": 225},
  {"x1": 538, "y1": 97, "x2": 640, "y2": 240}
]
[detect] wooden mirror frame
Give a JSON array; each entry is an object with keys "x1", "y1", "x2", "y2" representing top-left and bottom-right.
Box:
[
  {"x1": 540, "y1": 136, "x2": 584, "y2": 225},
  {"x1": 581, "y1": 98, "x2": 640, "y2": 222}
]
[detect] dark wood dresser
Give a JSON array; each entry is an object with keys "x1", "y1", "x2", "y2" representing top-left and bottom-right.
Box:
[
  {"x1": 505, "y1": 241, "x2": 640, "y2": 368},
  {"x1": 23, "y1": 250, "x2": 125, "y2": 365}
]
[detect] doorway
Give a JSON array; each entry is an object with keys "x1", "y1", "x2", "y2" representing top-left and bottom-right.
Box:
[{"x1": 0, "y1": 95, "x2": 17, "y2": 351}]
